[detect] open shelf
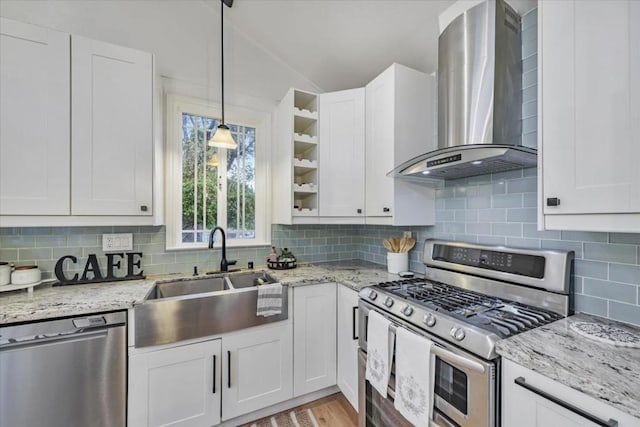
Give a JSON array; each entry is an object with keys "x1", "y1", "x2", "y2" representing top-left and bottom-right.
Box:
[
  {"x1": 294, "y1": 140, "x2": 318, "y2": 162},
  {"x1": 293, "y1": 183, "x2": 317, "y2": 193},
  {"x1": 294, "y1": 116, "x2": 317, "y2": 137},
  {"x1": 294, "y1": 133, "x2": 317, "y2": 145},
  {"x1": 294, "y1": 90, "x2": 318, "y2": 113},
  {"x1": 293, "y1": 191, "x2": 318, "y2": 216},
  {"x1": 294, "y1": 107, "x2": 318, "y2": 120}
]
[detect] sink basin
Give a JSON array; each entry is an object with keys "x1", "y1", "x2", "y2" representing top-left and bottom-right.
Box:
[
  {"x1": 227, "y1": 271, "x2": 277, "y2": 288},
  {"x1": 134, "y1": 271, "x2": 287, "y2": 348},
  {"x1": 147, "y1": 277, "x2": 231, "y2": 300}
]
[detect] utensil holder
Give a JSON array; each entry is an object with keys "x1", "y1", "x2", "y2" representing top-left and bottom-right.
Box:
[{"x1": 387, "y1": 252, "x2": 408, "y2": 274}]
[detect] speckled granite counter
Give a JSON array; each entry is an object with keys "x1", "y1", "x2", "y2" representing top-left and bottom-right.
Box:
[
  {"x1": 1, "y1": 260, "x2": 399, "y2": 325},
  {"x1": 496, "y1": 313, "x2": 640, "y2": 420}
]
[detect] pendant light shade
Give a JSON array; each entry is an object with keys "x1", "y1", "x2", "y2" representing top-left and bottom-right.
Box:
[
  {"x1": 208, "y1": 0, "x2": 237, "y2": 150},
  {"x1": 207, "y1": 153, "x2": 219, "y2": 167}
]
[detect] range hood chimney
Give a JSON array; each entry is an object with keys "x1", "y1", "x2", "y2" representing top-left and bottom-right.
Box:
[{"x1": 390, "y1": 0, "x2": 536, "y2": 181}]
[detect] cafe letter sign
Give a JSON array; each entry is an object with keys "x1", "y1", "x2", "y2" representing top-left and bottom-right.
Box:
[{"x1": 54, "y1": 252, "x2": 144, "y2": 285}]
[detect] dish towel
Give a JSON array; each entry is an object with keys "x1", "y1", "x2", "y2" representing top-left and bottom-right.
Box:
[
  {"x1": 365, "y1": 310, "x2": 394, "y2": 397},
  {"x1": 256, "y1": 283, "x2": 283, "y2": 317},
  {"x1": 394, "y1": 327, "x2": 433, "y2": 427}
]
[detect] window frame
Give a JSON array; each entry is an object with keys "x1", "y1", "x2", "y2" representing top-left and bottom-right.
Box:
[{"x1": 165, "y1": 94, "x2": 271, "y2": 250}]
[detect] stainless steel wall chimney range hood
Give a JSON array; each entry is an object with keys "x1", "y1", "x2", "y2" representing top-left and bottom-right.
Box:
[{"x1": 390, "y1": 0, "x2": 536, "y2": 181}]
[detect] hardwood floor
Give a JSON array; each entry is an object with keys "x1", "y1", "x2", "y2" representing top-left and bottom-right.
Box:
[{"x1": 241, "y1": 392, "x2": 358, "y2": 427}]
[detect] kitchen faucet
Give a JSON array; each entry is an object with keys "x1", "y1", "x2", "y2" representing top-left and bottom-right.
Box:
[{"x1": 208, "y1": 226, "x2": 237, "y2": 272}]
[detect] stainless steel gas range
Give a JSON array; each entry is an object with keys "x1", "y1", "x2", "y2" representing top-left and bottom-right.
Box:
[{"x1": 357, "y1": 239, "x2": 574, "y2": 427}]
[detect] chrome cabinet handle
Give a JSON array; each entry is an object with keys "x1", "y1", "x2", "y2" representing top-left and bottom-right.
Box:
[{"x1": 514, "y1": 377, "x2": 618, "y2": 427}]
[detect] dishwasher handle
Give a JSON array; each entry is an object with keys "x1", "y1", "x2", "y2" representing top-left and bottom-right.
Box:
[{"x1": 0, "y1": 329, "x2": 109, "y2": 352}]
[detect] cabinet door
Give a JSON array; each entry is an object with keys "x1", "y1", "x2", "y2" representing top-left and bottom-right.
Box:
[
  {"x1": 319, "y1": 88, "x2": 365, "y2": 217},
  {"x1": 71, "y1": 35, "x2": 153, "y2": 215},
  {"x1": 0, "y1": 18, "x2": 70, "y2": 215},
  {"x1": 541, "y1": 0, "x2": 640, "y2": 215},
  {"x1": 222, "y1": 323, "x2": 293, "y2": 420},
  {"x1": 337, "y1": 285, "x2": 359, "y2": 412},
  {"x1": 129, "y1": 339, "x2": 222, "y2": 427},
  {"x1": 502, "y1": 359, "x2": 635, "y2": 427},
  {"x1": 365, "y1": 68, "x2": 395, "y2": 217},
  {"x1": 293, "y1": 283, "x2": 337, "y2": 396}
]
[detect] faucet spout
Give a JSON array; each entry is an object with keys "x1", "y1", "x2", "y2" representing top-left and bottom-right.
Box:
[{"x1": 208, "y1": 226, "x2": 236, "y2": 272}]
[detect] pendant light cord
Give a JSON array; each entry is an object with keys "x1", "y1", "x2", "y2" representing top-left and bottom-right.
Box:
[{"x1": 220, "y1": 0, "x2": 225, "y2": 125}]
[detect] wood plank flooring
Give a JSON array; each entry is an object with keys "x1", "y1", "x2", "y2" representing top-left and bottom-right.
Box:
[{"x1": 241, "y1": 392, "x2": 358, "y2": 427}]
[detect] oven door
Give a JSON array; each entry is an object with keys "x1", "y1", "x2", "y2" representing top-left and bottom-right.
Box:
[{"x1": 358, "y1": 301, "x2": 496, "y2": 427}]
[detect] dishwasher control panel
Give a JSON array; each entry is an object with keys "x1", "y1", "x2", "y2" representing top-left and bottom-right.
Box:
[{"x1": 73, "y1": 316, "x2": 106, "y2": 329}]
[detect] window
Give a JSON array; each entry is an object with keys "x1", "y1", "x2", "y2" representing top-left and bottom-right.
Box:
[{"x1": 165, "y1": 95, "x2": 270, "y2": 249}]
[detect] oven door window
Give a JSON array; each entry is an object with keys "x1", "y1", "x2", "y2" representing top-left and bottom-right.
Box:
[{"x1": 434, "y1": 357, "x2": 468, "y2": 415}]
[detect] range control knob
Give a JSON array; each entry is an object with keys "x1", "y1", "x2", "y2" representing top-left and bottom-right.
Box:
[
  {"x1": 450, "y1": 327, "x2": 466, "y2": 341},
  {"x1": 368, "y1": 290, "x2": 378, "y2": 300},
  {"x1": 423, "y1": 313, "x2": 437, "y2": 327},
  {"x1": 402, "y1": 305, "x2": 414, "y2": 316},
  {"x1": 384, "y1": 296, "x2": 394, "y2": 308}
]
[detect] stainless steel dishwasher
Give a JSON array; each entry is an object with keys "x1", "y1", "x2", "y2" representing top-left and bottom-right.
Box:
[{"x1": 0, "y1": 311, "x2": 127, "y2": 427}]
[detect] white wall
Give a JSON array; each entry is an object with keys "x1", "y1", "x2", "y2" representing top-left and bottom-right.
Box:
[{"x1": 0, "y1": 0, "x2": 322, "y2": 110}]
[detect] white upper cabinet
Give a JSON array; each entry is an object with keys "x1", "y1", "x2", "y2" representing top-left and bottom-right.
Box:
[
  {"x1": 365, "y1": 63, "x2": 437, "y2": 226},
  {"x1": 0, "y1": 18, "x2": 70, "y2": 215},
  {"x1": 540, "y1": 0, "x2": 640, "y2": 232},
  {"x1": 71, "y1": 35, "x2": 153, "y2": 216},
  {"x1": 319, "y1": 88, "x2": 365, "y2": 217}
]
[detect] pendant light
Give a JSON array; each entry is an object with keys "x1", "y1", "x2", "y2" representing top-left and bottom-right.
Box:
[
  {"x1": 208, "y1": 0, "x2": 237, "y2": 150},
  {"x1": 207, "y1": 153, "x2": 219, "y2": 167}
]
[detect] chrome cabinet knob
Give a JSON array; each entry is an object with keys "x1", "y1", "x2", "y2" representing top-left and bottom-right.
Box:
[
  {"x1": 450, "y1": 327, "x2": 466, "y2": 341},
  {"x1": 384, "y1": 296, "x2": 394, "y2": 308},
  {"x1": 368, "y1": 290, "x2": 378, "y2": 300},
  {"x1": 423, "y1": 313, "x2": 437, "y2": 327}
]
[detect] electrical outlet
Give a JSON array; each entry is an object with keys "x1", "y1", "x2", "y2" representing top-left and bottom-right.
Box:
[
  {"x1": 102, "y1": 233, "x2": 133, "y2": 252},
  {"x1": 403, "y1": 231, "x2": 412, "y2": 238}
]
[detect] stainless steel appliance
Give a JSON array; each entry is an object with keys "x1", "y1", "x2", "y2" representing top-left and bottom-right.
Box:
[
  {"x1": 0, "y1": 311, "x2": 127, "y2": 427},
  {"x1": 358, "y1": 239, "x2": 573, "y2": 427},
  {"x1": 390, "y1": 0, "x2": 536, "y2": 180}
]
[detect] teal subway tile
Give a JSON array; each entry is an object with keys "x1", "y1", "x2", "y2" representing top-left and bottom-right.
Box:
[
  {"x1": 477, "y1": 235, "x2": 506, "y2": 245},
  {"x1": 466, "y1": 222, "x2": 492, "y2": 235},
  {"x1": 112, "y1": 226, "x2": 140, "y2": 233},
  {"x1": 561, "y1": 231, "x2": 607, "y2": 243},
  {"x1": 139, "y1": 243, "x2": 165, "y2": 255},
  {"x1": 522, "y1": 37, "x2": 537, "y2": 58},
  {"x1": 507, "y1": 208, "x2": 537, "y2": 223},
  {"x1": 21, "y1": 227, "x2": 52, "y2": 235},
  {"x1": 522, "y1": 132, "x2": 537, "y2": 148},
  {"x1": 133, "y1": 234, "x2": 153, "y2": 245},
  {"x1": 523, "y1": 55, "x2": 538, "y2": 73},
  {"x1": 523, "y1": 193, "x2": 537, "y2": 208},
  {"x1": 523, "y1": 223, "x2": 561, "y2": 240},
  {"x1": 434, "y1": 232, "x2": 454, "y2": 240},
  {"x1": 583, "y1": 278, "x2": 636, "y2": 303},
  {"x1": 139, "y1": 226, "x2": 163, "y2": 233},
  {"x1": 468, "y1": 196, "x2": 491, "y2": 209},
  {"x1": 609, "y1": 233, "x2": 640, "y2": 245},
  {"x1": 436, "y1": 223, "x2": 466, "y2": 234},
  {"x1": 455, "y1": 209, "x2": 478, "y2": 222},
  {"x1": 144, "y1": 264, "x2": 166, "y2": 275},
  {"x1": 584, "y1": 243, "x2": 636, "y2": 264},
  {"x1": 36, "y1": 236, "x2": 67, "y2": 248},
  {"x1": 67, "y1": 234, "x2": 98, "y2": 247},
  {"x1": 304, "y1": 230, "x2": 320, "y2": 238},
  {"x1": 523, "y1": 85, "x2": 537, "y2": 103},
  {"x1": 436, "y1": 187, "x2": 454, "y2": 199},
  {"x1": 522, "y1": 168, "x2": 537, "y2": 178},
  {"x1": 455, "y1": 185, "x2": 476, "y2": 198},
  {"x1": 1, "y1": 235, "x2": 36, "y2": 248},
  {"x1": 53, "y1": 247, "x2": 83, "y2": 259},
  {"x1": 609, "y1": 263, "x2": 640, "y2": 285},
  {"x1": 492, "y1": 169, "x2": 523, "y2": 182},
  {"x1": 505, "y1": 237, "x2": 540, "y2": 249},
  {"x1": 0, "y1": 228, "x2": 21, "y2": 236},
  {"x1": 540, "y1": 240, "x2": 582, "y2": 258},
  {"x1": 478, "y1": 208, "x2": 507, "y2": 222},
  {"x1": 573, "y1": 276, "x2": 583, "y2": 294},
  {"x1": 452, "y1": 234, "x2": 478, "y2": 243},
  {"x1": 494, "y1": 194, "x2": 523, "y2": 209},
  {"x1": 0, "y1": 249, "x2": 18, "y2": 262},
  {"x1": 467, "y1": 174, "x2": 492, "y2": 185},
  {"x1": 507, "y1": 177, "x2": 537, "y2": 194},
  {"x1": 522, "y1": 72, "x2": 537, "y2": 92},
  {"x1": 522, "y1": 117, "x2": 537, "y2": 134},
  {"x1": 445, "y1": 178, "x2": 467, "y2": 188},
  {"x1": 522, "y1": 7, "x2": 537, "y2": 28},
  {"x1": 175, "y1": 252, "x2": 200, "y2": 264},
  {"x1": 82, "y1": 247, "x2": 104, "y2": 257},
  {"x1": 575, "y1": 294, "x2": 608, "y2": 318},
  {"x1": 608, "y1": 301, "x2": 640, "y2": 326},
  {"x1": 445, "y1": 198, "x2": 466, "y2": 209},
  {"x1": 491, "y1": 223, "x2": 522, "y2": 237},
  {"x1": 477, "y1": 183, "x2": 506, "y2": 196},
  {"x1": 574, "y1": 260, "x2": 608, "y2": 280},
  {"x1": 151, "y1": 253, "x2": 176, "y2": 265},
  {"x1": 18, "y1": 248, "x2": 53, "y2": 261}
]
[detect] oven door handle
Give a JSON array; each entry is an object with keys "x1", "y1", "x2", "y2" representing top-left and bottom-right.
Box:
[
  {"x1": 431, "y1": 344, "x2": 485, "y2": 374},
  {"x1": 386, "y1": 322, "x2": 486, "y2": 374}
]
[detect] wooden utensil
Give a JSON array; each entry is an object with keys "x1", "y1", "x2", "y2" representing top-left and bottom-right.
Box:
[
  {"x1": 392, "y1": 237, "x2": 401, "y2": 253},
  {"x1": 383, "y1": 238, "x2": 394, "y2": 252}
]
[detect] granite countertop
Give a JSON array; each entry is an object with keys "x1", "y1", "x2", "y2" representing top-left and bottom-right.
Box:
[
  {"x1": 496, "y1": 313, "x2": 640, "y2": 420},
  {"x1": 0, "y1": 260, "x2": 400, "y2": 325}
]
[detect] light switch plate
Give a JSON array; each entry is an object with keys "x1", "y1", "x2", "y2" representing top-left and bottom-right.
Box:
[
  {"x1": 403, "y1": 231, "x2": 412, "y2": 238},
  {"x1": 102, "y1": 233, "x2": 133, "y2": 252}
]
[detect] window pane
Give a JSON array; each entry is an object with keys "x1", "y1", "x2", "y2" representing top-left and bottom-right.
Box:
[{"x1": 226, "y1": 125, "x2": 256, "y2": 240}]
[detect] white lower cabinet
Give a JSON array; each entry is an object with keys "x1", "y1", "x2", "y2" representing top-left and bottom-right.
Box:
[
  {"x1": 128, "y1": 339, "x2": 222, "y2": 427},
  {"x1": 502, "y1": 359, "x2": 638, "y2": 427},
  {"x1": 293, "y1": 283, "x2": 337, "y2": 396},
  {"x1": 336, "y1": 285, "x2": 359, "y2": 412},
  {"x1": 221, "y1": 322, "x2": 293, "y2": 421}
]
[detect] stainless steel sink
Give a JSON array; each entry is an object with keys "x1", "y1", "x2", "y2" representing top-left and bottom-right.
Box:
[
  {"x1": 226, "y1": 271, "x2": 277, "y2": 288},
  {"x1": 147, "y1": 277, "x2": 231, "y2": 299},
  {"x1": 134, "y1": 272, "x2": 287, "y2": 348}
]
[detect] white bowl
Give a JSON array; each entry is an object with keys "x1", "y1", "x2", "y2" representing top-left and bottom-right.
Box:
[{"x1": 11, "y1": 266, "x2": 41, "y2": 285}]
